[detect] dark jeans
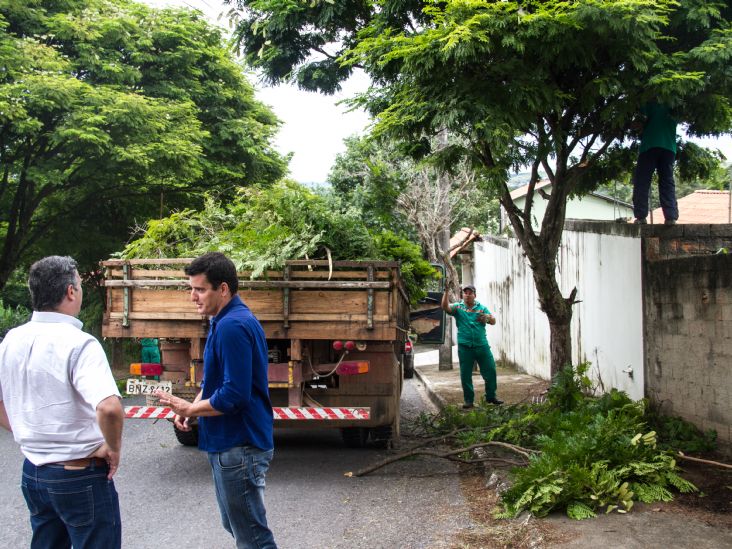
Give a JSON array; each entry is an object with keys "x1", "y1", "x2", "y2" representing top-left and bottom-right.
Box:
[
  {"x1": 632, "y1": 147, "x2": 678, "y2": 221},
  {"x1": 457, "y1": 344, "x2": 497, "y2": 404},
  {"x1": 21, "y1": 459, "x2": 121, "y2": 549},
  {"x1": 208, "y1": 445, "x2": 277, "y2": 549}
]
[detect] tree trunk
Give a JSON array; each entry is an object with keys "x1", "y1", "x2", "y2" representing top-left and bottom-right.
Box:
[
  {"x1": 438, "y1": 222, "x2": 453, "y2": 371},
  {"x1": 528, "y1": 249, "x2": 576, "y2": 378},
  {"x1": 548, "y1": 319, "x2": 572, "y2": 377}
]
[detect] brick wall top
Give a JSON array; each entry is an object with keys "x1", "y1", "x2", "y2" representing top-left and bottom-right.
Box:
[{"x1": 640, "y1": 224, "x2": 732, "y2": 261}]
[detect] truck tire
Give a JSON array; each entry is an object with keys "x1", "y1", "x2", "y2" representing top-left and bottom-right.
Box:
[
  {"x1": 370, "y1": 425, "x2": 393, "y2": 449},
  {"x1": 173, "y1": 424, "x2": 199, "y2": 446},
  {"x1": 403, "y1": 353, "x2": 415, "y2": 379},
  {"x1": 341, "y1": 427, "x2": 369, "y2": 448}
]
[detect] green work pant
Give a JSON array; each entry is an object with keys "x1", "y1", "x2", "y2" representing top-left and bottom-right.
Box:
[{"x1": 458, "y1": 344, "x2": 497, "y2": 404}]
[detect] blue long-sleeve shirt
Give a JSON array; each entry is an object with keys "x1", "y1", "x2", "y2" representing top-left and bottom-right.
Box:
[{"x1": 199, "y1": 295, "x2": 273, "y2": 452}]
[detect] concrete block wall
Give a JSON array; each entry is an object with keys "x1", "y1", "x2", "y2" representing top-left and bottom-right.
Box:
[{"x1": 643, "y1": 253, "x2": 732, "y2": 444}]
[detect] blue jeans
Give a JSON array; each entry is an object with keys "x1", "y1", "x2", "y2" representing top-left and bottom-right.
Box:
[
  {"x1": 21, "y1": 459, "x2": 121, "y2": 549},
  {"x1": 208, "y1": 445, "x2": 276, "y2": 549},
  {"x1": 632, "y1": 147, "x2": 678, "y2": 221}
]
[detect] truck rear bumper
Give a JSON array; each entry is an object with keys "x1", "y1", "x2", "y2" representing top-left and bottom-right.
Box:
[{"x1": 124, "y1": 406, "x2": 370, "y2": 421}]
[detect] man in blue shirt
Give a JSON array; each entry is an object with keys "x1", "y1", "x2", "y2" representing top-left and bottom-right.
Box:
[
  {"x1": 442, "y1": 284, "x2": 502, "y2": 409},
  {"x1": 156, "y1": 252, "x2": 276, "y2": 549}
]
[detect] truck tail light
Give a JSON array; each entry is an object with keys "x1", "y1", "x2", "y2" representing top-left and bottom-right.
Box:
[
  {"x1": 405, "y1": 340, "x2": 413, "y2": 353},
  {"x1": 130, "y1": 363, "x2": 163, "y2": 376},
  {"x1": 333, "y1": 340, "x2": 357, "y2": 351},
  {"x1": 336, "y1": 361, "x2": 369, "y2": 375}
]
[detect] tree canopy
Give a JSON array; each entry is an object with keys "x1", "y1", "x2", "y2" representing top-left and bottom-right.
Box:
[
  {"x1": 228, "y1": 0, "x2": 732, "y2": 373},
  {"x1": 328, "y1": 133, "x2": 499, "y2": 260},
  {"x1": 0, "y1": 0, "x2": 287, "y2": 289}
]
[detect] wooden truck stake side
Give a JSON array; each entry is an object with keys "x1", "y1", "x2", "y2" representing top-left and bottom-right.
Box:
[{"x1": 102, "y1": 258, "x2": 411, "y2": 448}]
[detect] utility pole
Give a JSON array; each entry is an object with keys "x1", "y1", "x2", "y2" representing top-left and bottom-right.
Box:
[
  {"x1": 438, "y1": 223, "x2": 453, "y2": 371},
  {"x1": 436, "y1": 129, "x2": 453, "y2": 371}
]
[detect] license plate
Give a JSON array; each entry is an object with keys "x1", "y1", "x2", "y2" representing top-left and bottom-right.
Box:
[{"x1": 125, "y1": 379, "x2": 172, "y2": 395}]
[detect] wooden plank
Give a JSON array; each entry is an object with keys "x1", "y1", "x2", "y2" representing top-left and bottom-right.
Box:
[
  {"x1": 285, "y1": 260, "x2": 399, "y2": 268},
  {"x1": 256, "y1": 313, "x2": 390, "y2": 322},
  {"x1": 103, "y1": 319, "x2": 209, "y2": 338},
  {"x1": 102, "y1": 258, "x2": 195, "y2": 267},
  {"x1": 105, "y1": 279, "x2": 391, "y2": 290},
  {"x1": 288, "y1": 271, "x2": 390, "y2": 280},
  {"x1": 102, "y1": 319, "x2": 399, "y2": 341},
  {"x1": 290, "y1": 339, "x2": 302, "y2": 361},
  {"x1": 106, "y1": 269, "x2": 391, "y2": 281},
  {"x1": 290, "y1": 291, "x2": 388, "y2": 315},
  {"x1": 110, "y1": 312, "x2": 391, "y2": 322},
  {"x1": 109, "y1": 312, "x2": 206, "y2": 321},
  {"x1": 110, "y1": 289, "x2": 195, "y2": 313}
]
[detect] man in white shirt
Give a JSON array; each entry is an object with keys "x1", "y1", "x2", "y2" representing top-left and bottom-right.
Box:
[{"x1": 0, "y1": 255, "x2": 124, "y2": 549}]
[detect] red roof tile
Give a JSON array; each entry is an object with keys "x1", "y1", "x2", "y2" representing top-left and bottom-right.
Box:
[
  {"x1": 449, "y1": 228, "x2": 482, "y2": 258},
  {"x1": 650, "y1": 190, "x2": 731, "y2": 224}
]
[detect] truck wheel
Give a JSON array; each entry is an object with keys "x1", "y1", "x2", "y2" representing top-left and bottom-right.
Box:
[
  {"x1": 341, "y1": 427, "x2": 369, "y2": 448},
  {"x1": 173, "y1": 424, "x2": 199, "y2": 446},
  {"x1": 370, "y1": 426, "x2": 392, "y2": 449},
  {"x1": 403, "y1": 353, "x2": 415, "y2": 379}
]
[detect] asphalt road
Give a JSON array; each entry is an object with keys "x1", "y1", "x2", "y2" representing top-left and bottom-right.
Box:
[{"x1": 0, "y1": 378, "x2": 472, "y2": 549}]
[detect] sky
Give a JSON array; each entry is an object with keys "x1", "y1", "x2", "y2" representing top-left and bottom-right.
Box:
[{"x1": 141, "y1": 0, "x2": 731, "y2": 184}]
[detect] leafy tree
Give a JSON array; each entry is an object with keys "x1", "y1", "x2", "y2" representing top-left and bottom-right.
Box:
[
  {"x1": 228, "y1": 0, "x2": 732, "y2": 375},
  {"x1": 329, "y1": 133, "x2": 500, "y2": 257},
  {"x1": 0, "y1": 0, "x2": 286, "y2": 289}
]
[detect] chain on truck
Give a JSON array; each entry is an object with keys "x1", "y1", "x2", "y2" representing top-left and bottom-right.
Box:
[{"x1": 101, "y1": 258, "x2": 414, "y2": 448}]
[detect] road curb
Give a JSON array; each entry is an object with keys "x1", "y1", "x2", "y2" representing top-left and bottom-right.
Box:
[{"x1": 414, "y1": 367, "x2": 448, "y2": 411}]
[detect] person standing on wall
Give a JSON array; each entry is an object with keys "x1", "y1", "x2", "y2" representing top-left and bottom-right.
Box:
[
  {"x1": 0, "y1": 255, "x2": 124, "y2": 548},
  {"x1": 632, "y1": 101, "x2": 680, "y2": 226},
  {"x1": 441, "y1": 284, "x2": 503, "y2": 409},
  {"x1": 154, "y1": 252, "x2": 276, "y2": 549}
]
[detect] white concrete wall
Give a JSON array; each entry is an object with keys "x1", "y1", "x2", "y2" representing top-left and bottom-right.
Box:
[{"x1": 472, "y1": 222, "x2": 644, "y2": 400}]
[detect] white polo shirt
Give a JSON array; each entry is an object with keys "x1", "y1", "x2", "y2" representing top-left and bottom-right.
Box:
[{"x1": 0, "y1": 311, "x2": 120, "y2": 465}]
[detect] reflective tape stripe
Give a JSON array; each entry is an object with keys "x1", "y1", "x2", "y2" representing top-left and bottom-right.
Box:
[
  {"x1": 273, "y1": 407, "x2": 370, "y2": 420},
  {"x1": 125, "y1": 406, "x2": 371, "y2": 421},
  {"x1": 125, "y1": 406, "x2": 175, "y2": 419}
]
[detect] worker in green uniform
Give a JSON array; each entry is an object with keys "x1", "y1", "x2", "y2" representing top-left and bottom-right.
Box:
[
  {"x1": 441, "y1": 284, "x2": 503, "y2": 409},
  {"x1": 632, "y1": 101, "x2": 679, "y2": 225},
  {"x1": 140, "y1": 338, "x2": 160, "y2": 364}
]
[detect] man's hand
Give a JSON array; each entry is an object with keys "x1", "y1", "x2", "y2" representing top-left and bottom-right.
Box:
[
  {"x1": 91, "y1": 442, "x2": 121, "y2": 480},
  {"x1": 154, "y1": 390, "x2": 193, "y2": 418},
  {"x1": 95, "y1": 396, "x2": 123, "y2": 480}
]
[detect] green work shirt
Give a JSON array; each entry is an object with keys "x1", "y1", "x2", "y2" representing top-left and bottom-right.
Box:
[
  {"x1": 447, "y1": 300, "x2": 492, "y2": 348},
  {"x1": 640, "y1": 103, "x2": 677, "y2": 154}
]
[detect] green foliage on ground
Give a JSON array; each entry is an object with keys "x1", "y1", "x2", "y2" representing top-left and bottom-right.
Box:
[
  {"x1": 117, "y1": 181, "x2": 436, "y2": 303},
  {"x1": 422, "y1": 363, "x2": 709, "y2": 520}
]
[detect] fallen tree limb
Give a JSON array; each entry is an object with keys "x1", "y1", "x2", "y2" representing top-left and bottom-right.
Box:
[
  {"x1": 677, "y1": 451, "x2": 732, "y2": 470},
  {"x1": 351, "y1": 440, "x2": 537, "y2": 477}
]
